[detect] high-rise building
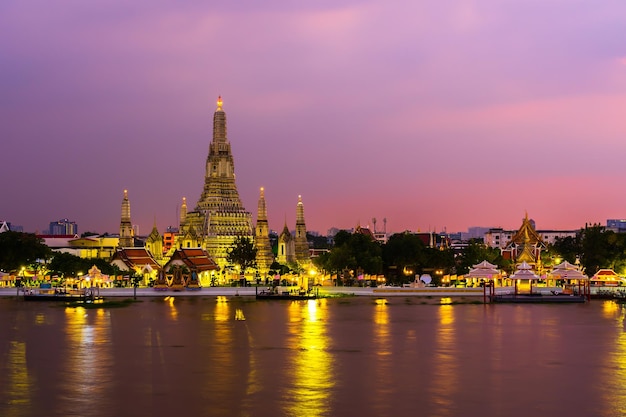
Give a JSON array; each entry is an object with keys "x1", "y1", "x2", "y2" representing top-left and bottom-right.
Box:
[
  {"x1": 178, "y1": 97, "x2": 253, "y2": 269},
  {"x1": 48, "y1": 218, "x2": 78, "y2": 235}
]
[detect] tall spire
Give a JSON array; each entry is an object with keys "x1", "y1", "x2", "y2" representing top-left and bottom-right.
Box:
[
  {"x1": 294, "y1": 195, "x2": 310, "y2": 264},
  {"x1": 119, "y1": 189, "x2": 134, "y2": 247},
  {"x1": 179, "y1": 197, "x2": 187, "y2": 227},
  {"x1": 255, "y1": 187, "x2": 273, "y2": 278},
  {"x1": 177, "y1": 96, "x2": 253, "y2": 269}
]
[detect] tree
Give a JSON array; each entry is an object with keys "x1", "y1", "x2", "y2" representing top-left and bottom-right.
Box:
[
  {"x1": 456, "y1": 240, "x2": 507, "y2": 275},
  {"x1": 382, "y1": 232, "x2": 427, "y2": 284},
  {"x1": 0, "y1": 231, "x2": 51, "y2": 273},
  {"x1": 319, "y1": 232, "x2": 382, "y2": 285},
  {"x1": 226, "y1": 236, "x2": 257, "y2": 274}
]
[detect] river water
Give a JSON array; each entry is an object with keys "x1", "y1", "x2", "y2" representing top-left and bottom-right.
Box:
[{"x1": 1, "y1": 296, "x2": 625, "y2": 417}]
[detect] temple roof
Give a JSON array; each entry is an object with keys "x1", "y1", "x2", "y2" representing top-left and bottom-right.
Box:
[
  {"x1": 166, "y1": 248, "x2": 219, "y2": 272},
  {"x1": 506, "y1": 213, "x2": 545, "y2": 247},
  {"x1": 110, "y1": 248, "x2": 161, "y2": 272}
]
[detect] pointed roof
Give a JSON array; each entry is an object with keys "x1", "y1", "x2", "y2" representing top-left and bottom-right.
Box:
[
  {"x1": 552, "y1": 261, "x2": 580, "y2": 271},
  {"x1": 509, "y1": 261, "x2": 540, "y2": 280},
  {"x1": 551, "y1": 268, "x2": 588, "y2": 280},
  {"x1": 466, "y1": 260, "x2": 501, "y2": 279},
  {"x1": 279, "y1": 220, "x2": 292, "y2": 241},
  {"x1": 166, "y1": 248, "x2": 218, "y2": 272},
  {"x1": 472, "y1": 260, "x2": 498, "y2": 269},
  {"x1": 591, "y1": 269, "x2": 621, "y2": 281},
  {"x1": 110, "y1": 248, "x2": 161, "y2": 272},
  {"x1": 507, "y1": 213, "x2": 545, "y2": 247}
]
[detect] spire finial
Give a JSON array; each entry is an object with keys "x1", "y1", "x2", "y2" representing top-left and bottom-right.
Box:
[{"x1": 217, "y1": 96, "x2": 223, "y2": 111}]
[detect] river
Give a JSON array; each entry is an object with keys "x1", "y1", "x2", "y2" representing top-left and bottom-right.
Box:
[{"x1": 1, "y1": 296, "x2": 625, "y2": 417}]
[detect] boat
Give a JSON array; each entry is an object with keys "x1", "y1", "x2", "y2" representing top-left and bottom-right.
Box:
[
  {"x1": 22, "y1": 286, "x2": 100, "y2": 302},
  {"x1": 256, "y1": 286, "x2": 317, "y2": 300}
]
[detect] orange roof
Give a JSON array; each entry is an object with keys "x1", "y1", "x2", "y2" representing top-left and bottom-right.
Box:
[
  {"x1": 167, "y1": 248, "x2": 218, "y2": 272},
  {"x1": 111, "y1": 248, "x2": 161, "y2": 271}
]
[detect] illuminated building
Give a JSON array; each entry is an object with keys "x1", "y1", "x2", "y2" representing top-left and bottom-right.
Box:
[
  {"x1": 294, "y1": 195, "x2": 310, "y2": 264},
  {"x1": 119, "y1": 189, "x2": 134, "y2": 247},
  {"x1": 277, "y1": 196, "x2": 311, "y2": 267},
  {"x1": 145, "y1": 219, "x2": 163, "y2": 262},
  {"x1": 501, "y1": 213, "x2": 546, "y2": 266},
  {"x1": 177, "y1": 97, "x2": 253, "y2": 269},
  {"x1": 277, "y1": 221, "x2": 295, "y2": 264},
  {"x1": 255, "y1": 187, "x2": 274, "y2": 278}
]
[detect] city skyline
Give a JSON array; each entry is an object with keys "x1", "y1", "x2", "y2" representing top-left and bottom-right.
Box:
[{"x1": 2, "y1": 1, "x2": 626, "y2": 236}]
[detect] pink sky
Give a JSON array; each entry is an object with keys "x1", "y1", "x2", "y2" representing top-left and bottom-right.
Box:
[{"x1": 2, "y1": 1, "x2": 626, "y2": 236}]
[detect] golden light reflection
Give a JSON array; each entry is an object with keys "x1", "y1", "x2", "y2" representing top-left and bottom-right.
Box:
[
  {"x1": 430, "y1": 305, "x2": 458, "y2": 415},
  {"x1": 59, "y1": 306, "x2": 112, "y2": 416},
  {"x1": 215, "y1": 296, "x2": 230, "y2": 322},
  {"x1": 602, "y1": 300, "x2": 619, "y2": 317},
  {"x1": 5, "y1": 341, "x2": 33, "y2": 416},
  {"x1": 372, "y1": 296, "x2": 392, "y2": 409},
  {"x1": 34, "y1": 313, "x2": 46, "y2": 325},
  {"x1": 440, "y1": 297, "x2": 453, "y2": 305},
  {"x1": 164, "y1": 296, "x2": 178, "y2": 320},
  {"x1": 602, "y1": 303, "x2": 626, "y2": 413},
  {"x1": 285, "y1": 299, "x2": 333, "y2": 417}
]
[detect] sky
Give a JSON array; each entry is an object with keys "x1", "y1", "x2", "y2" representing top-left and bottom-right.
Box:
[{"x1": 2, "y1": 0, "x2": 626, "y2": 236}]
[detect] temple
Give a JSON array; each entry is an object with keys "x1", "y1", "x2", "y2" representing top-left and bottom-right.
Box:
[
  {"x1": 119, "y1": 189, "x2": 134, "y2": 247},
  {"x1": 176, "y1": 97, "x2": 253, "y2": 269},
  {"x1": 255, "y1": 187, "x2": 274, "y2": 279},
  {"x1": 294, "y1": 195, "x2": 310, "y2": 264},
  {"x1": 502, "y1": 213, "x2": 546, "y2": 266}
]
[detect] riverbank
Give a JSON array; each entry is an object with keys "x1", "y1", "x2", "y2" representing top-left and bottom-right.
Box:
[{"x1": 0, "y1": 286, "x2": 486, "y2": 298}]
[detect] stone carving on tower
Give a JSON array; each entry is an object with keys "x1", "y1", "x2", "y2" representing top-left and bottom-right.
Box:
[
  {"x1": 177, "y1": 97, "x2": 253, "y2": 269},
  {"x1": 255, "y1": 187, "x2": 274, "y2": 279},
  {"x1": 119, "y1": 189, "x2": 134, "y2": 247},
  {"x1": 294, "y1": 195, "x2": 310, "y2": 264}
]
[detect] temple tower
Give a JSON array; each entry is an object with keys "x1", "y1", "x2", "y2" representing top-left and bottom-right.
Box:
[
  {"x1": 294, "y1": 195, "x2": 310, "y2": 264},
  {"x1": 179, "y1": 97, "x2": 253, "y2": 268},
  {"x1": 179, "y1": 197, "x2": 187, "y2": 227},
  {"x1": 146, "y1": 218, "x2": 163, "y2": 262},
  {"x1": 277, "y1": 220, "x2": 295, "y2": 264},
  {"x1": 119, "y1": 189, "x2": 134, "y2": 247},
  {"x1": 255, "y1": 187, "x2": 274, "y2": 279}
]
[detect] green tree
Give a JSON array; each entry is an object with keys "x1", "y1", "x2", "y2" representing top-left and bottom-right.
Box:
[
  {"x1": 48, "y1": 252, "x2": 86, "y2": 278},
  {"x1": 456, "y1": 240, "x2": 507, "y2": 275},
  {"x1": 226, "y1": 236, "x2": 257, "y2": 274},
  {"x1": 382, "y1": 232, "x2": 427, "y2": 284},
  {"x1": 0, "y1": 231, "x2": 51, "y2": 273}
]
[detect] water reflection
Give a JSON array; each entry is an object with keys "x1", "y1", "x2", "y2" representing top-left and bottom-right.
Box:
[
  {"x1": 59, "y1": 307, "x2": 112, "y2": 416},
  {"x1": 604, "y1": 301, "x2": 626, "y2": 416},
  {"x1": 372, "y1": 298, "x2": 392, "y2": 414},
  {"x1": 164, "y1": 296, "x2": 178, "y2": 320},
  {"x1": 285, "y1": 299, "x2": 333, "y2": 417},
  {"x1": 429, "y1": 304, "x2": 458, "y2": 415},
  {"x1": 4, "y1": 341, "x2": 33, "y2": 417}
]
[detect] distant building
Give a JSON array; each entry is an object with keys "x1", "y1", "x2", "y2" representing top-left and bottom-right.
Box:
[
  {"x1": 0, "y1": 221, "x2": 22, "y2": 233},
  {"x1": 48, "y1": 218, "x2": 78, "y2": 235},
  {"x1": 607, "y1": 219, "x2": 626, "y2": 233},
  {"x1": 485, "y1": 224, "x2": 577, "y2": 250}
]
